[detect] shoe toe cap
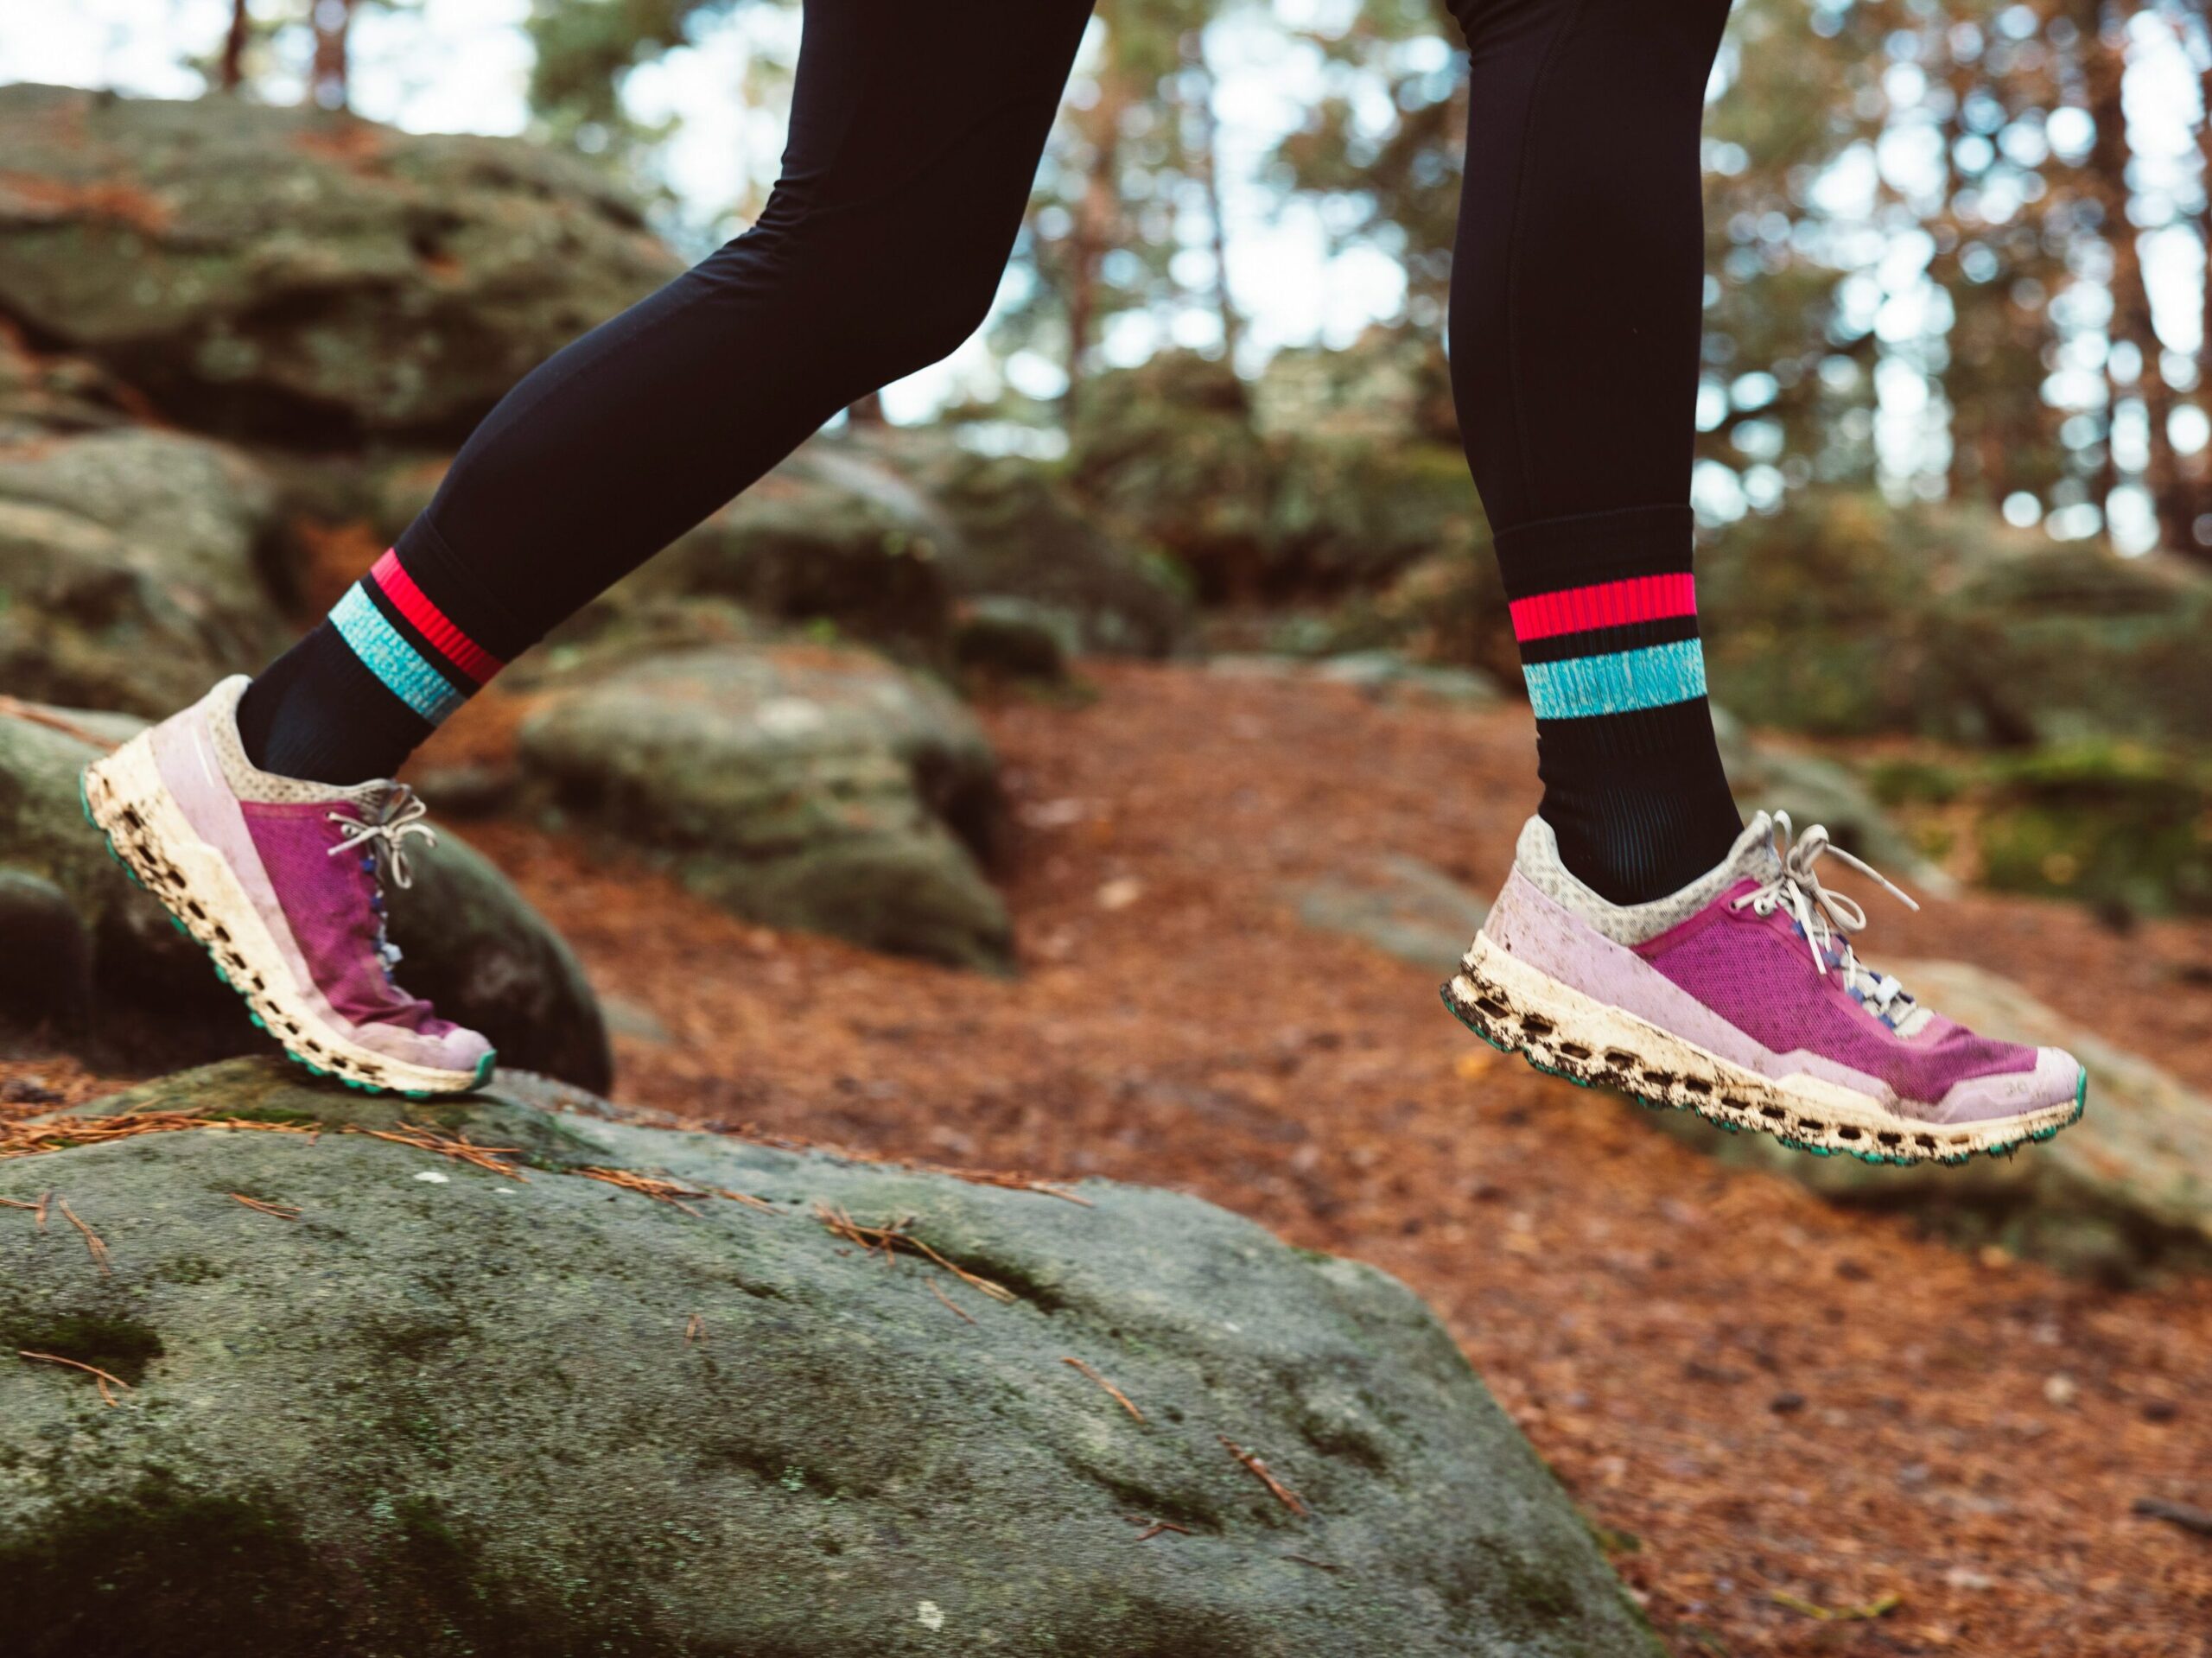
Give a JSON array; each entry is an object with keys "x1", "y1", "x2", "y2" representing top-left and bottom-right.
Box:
[{"x1": 1936, "y1": 1045, "x2": 2083, "y2": 1125}]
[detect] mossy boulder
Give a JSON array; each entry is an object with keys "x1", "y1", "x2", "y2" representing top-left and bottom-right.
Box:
[
  {"x1": 895, "y1": 434, "x2": 1192, "y2": 659},
  {"x1": 638, "y1": 441, "x2": 962, "y2": 668},
  {"x1": 634, "y1": 433, "x2": 1192, "y2": 666},
  {"x1": 0, "y1": 328, "x2": 139, "y2": 439},
  {"x1": 0, "y1": 84, "x2": 679, "y2": 442},
  {"x1": 517, "y1": 640, "x2": 1013, "y2": 971},
  {"x1": 1700, "y1": 492, "x2": 2212, "y2": 747},
  {"x1": 1638, "y1": 961, "x2": 2212, "y2": 1283},
  {"x1": 0, "y1": 707, "x2": 610, "y2": 1089},
  {"x1": 1072, "y1": 345, "x2": 1481, "y2": 605},
  {"x1": 0, "y1": 1058, "x2": 1658, "y2": 1658},
  {"x1": 0, "y1": 428, "x2": 285, "y2": 716}
]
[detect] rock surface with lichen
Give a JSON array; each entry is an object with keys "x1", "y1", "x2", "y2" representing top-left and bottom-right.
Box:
[
  {"x1": 0, "y1": 1057, "x2": 1657, "y2": 1658},
  {"x1": 0, "y1": 83, "x2": 680, "y2": 442},
  {"x1": 516, "y1": 638, "x2": 1014, "y2": 973}
]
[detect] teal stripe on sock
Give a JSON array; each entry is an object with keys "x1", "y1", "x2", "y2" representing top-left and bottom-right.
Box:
[
  {"x1": 1523, "y1": 638, "x2": 1707, "y2": 720},
  {"x1": 331, "y1": 584, "x2": 466, "y2": 724}
]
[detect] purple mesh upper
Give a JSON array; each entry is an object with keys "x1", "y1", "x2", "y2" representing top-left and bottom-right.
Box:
[
  {"x1": 243, "y1": 800, "x2": 458, "y2": 1038},
  {"x1": 1634, "y1": 880, "x2": 2036, "y2": 1102}
]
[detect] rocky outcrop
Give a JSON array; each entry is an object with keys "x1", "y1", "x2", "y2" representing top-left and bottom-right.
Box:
[
  {"x1": 1074, "y1": 345, "x2": 1484, "y2": 605},
  {"x1": 0, "y1": 707, "x2": 610, "y2": 1089},
  {"x1": 0, "y1": 428, "x2": 285, "y2": 716},
  {"x1": 639, "y1": 441, "x2": 963, "y2": 668},
  {"x1": 0, "y1": 84, "x2": 680, "y2": 442},
  {"x1": 632, "y1": 432, "x2": 1193, "y2": 667},
  {"x1": 0, "y1": 1058, "x2": 1658, "y2": 1657},
  {"x1": 517, "y1": 641, "x2": 1013, "y2": 971},
  {"x1": 1700, "y1": 492, "x2": 2212, "y2": 748},
  {"x1": 898, "y1": 435, "x2": 1192, "y2": 659},
  {"x1": 1641, "y1": 961, "x2": 2212, "y2": 1283}
]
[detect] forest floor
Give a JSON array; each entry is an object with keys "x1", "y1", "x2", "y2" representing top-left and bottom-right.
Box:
[{"x1": 9, "y1": 661, "x2": 2210, "y2": 1656}]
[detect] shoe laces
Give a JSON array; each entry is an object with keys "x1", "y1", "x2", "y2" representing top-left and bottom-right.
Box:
[
  {"x1": 327, "y1": 787, "x2": 438, "y2": 973},
  {"x1": 1732, "y1": 811, "x2": 1923, "y2": 1022}
]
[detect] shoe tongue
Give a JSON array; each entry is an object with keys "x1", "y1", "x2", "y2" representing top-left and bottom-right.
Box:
[
  {"x1": 332, "y1": 779, "x2": 406, "y2": 823},
  {"x1": 1720, "y1": 811, "x2": 1783, "y2": 885}
]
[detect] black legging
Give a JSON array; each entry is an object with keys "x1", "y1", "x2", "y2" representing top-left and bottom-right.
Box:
[
  {"x1": 251, "y1": 0, "x2": 1743, "y2": 902},
  {"x1": 396, "y1": 0, "x2": 1732, "y2": 656}
]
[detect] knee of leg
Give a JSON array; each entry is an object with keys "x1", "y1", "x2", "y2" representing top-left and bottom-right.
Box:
[{"x1": 863, "y1": 258, "x2": 1006, "y2": 384}]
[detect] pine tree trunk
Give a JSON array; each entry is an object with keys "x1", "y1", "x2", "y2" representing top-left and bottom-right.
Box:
[
  {"x1": 311, "y1": 0, "x2": 353, "y2": 112},
  {"x1": 220, "y1": 0, "x2": 251, "y2": 92},
  {"x1": 1182, "y1": 30, "x2": 1239, "y2": 361},
  {"x1": 2078, "y1": 0, "x2": 2182, "y2": 549}
]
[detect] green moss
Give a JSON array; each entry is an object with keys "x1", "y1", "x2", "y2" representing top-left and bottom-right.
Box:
[
  {"x1": 155, "y1": 1257, "x2": 222, "y2": 1286},
  {"x1": 0, "y1": 1309, "x2": 164, "y2": 1386},
  {"x1": 0, "y1": 1482, "x2": 334, "y2": 1658}
]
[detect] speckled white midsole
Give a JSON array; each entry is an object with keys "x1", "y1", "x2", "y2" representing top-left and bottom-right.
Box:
[{"x1": 1445, "y1": 931, "x2": 2083, "y2": 1166}]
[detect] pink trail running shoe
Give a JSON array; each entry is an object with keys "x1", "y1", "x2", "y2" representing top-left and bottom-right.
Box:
[
  {"x1": 80, "y1": 676, "x2": 494, "y2": 1097},
  {"x1": 1445, "y1": 812, "x2": 2085, "y2": 1166}
]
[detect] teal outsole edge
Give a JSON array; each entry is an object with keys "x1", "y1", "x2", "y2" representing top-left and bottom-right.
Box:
[
  {"x1": 1440, "y1": 982, "x2": 2088, "y2": 1169},
  {"x1": 78, "y1": 765, "x2": 496, "y2": 1102}
]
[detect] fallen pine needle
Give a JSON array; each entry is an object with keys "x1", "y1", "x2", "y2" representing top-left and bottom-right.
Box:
[
  {"x1": 0, "y1": 1197, "x2": 41, "y2": 1212},
  {"x1": 57, "y1": 1199, "x2": 109, "y2": 1274},
  {"x1": 0, "y1": 697, "x2": 121, "y2": 752},
  {"x1": 1125, "y1": 1517, "x2": 1192, "y2": 1542},
  {"x1": 1064, "y1": 1356, "x2": 1144, "y2": 1422},
  {"x1": 575, "y1": 1166, "x2": 705, "y2": 1216},
  {"x1": 2133, "y1": 1497, "x2": 2212, "y2": 1539},
  {"x1": 229, "y1": 1193, "x2": 302, "y2": 1221},
  {"x1": 1766, "y1": 1591, "x2": 1900, "y2": 1622},
  {"x1": 3, "y1": 1111, "x2": 317, "y2": 1163},
  {"x1": 814, "y1": 1204, "x2": 1016, "y2": 1302},
  {"x1": 950, "y1": 1170, "x2": 1094, "y2": 1207},
  {"x1": 926, "y1": 1279, "x2": 976, "y2": 1324},
  {"x1": 18, "y1": 1349, "x2": 130, "y2": 1407},
  {"x1": 711, "y1": 1185, "x2": 779, "y2": 1214},
  {"x1": 684, "y1": 1313, "x2": 705, "y2": 1345},
  {"x1": 1220, "y1": 1437, "x2": 1307, "y2": 1517},
  {"x1": 1281, "y1": 1555, "x2": 1340, "y2": 1573},
  {"x1": 351, "y1": 1123, "x2": 528, "y2": 1181},
  {"x1": 730, "y1": 1124, "x2": 1090, "y2": 1206}
]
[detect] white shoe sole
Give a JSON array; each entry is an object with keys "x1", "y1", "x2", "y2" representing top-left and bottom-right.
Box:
[
  {"x1": 82, "y1": 732, "x2": 492, "y2": 1098},
  {"x1": 1442, "y1": 931, "x2": 2084, "y2": 1166}
]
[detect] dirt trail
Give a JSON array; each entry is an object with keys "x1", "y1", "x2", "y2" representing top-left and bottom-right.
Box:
[{"x1": 10, "y1": 663, "x2": 2210, "y2": 1655}]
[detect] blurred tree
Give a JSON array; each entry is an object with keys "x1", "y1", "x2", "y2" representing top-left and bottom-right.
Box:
[
  {"x1": 479, "y1": 0, "x2": 2210, "y2": 562},
  {"x1": 1268, "y1": 0, "x2": 1467, "y2": 334},
  {"x1": 311, "y1": 0, "x2": 354, "y2": 110},
  {"x1": 222, "y1": 0, "x2": 253, "y2": 92}
]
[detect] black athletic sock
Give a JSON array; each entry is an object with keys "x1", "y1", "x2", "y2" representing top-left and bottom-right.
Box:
[
  {"x1": 236, "y1": 523, "x2": 526, "y2": 786},
  {"x1": 1494, "y1": 505, "x2": 1742, "y2": 905},
  {"x1": 235, "y1": 619, "x2": 433, "y2": 785}
]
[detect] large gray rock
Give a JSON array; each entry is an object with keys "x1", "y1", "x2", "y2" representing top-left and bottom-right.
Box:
[
  {"x1": 1640, "y1": 961, "x2": 2212, "y2": 1282},
  {"x1": 0, "y1": 707, "x2": 610, "y2": 1089},
  {"x1": 518, "y1": 641, "x2": 1013, "y2": 971},
  {"x1": 0, "y1": 428, "x2": 285, "y2": 716},
  {"x1": 0, "y1": 1058, "x2": 1657, "y2": 1657},
  {"x1": 640, "y1": 441, "x2": 962, "y2": 668},
  {"x1": 893, "y1": 434, "x2": 1192, "y2": 659},
  {"x1": 1700, "y1": 492, "x2": 2212, "y2": 747},
  {"x1": 0, "y1": 84, "x2": 679, "y2": 441},
  {"x1": 637, "y1": 434, "x2": 1193, "y2": 667},
  {"x1": 0, "y1": 328, "x2": 139, "y2": 438}
]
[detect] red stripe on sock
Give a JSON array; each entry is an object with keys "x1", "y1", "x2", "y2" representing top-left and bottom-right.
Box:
[
  {"x1": 368, "y1": 549, "x2": 505, "y2": 685},
  {"x1": 1509, "y1": 572, "x2": 1697, "y2": 642}
]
